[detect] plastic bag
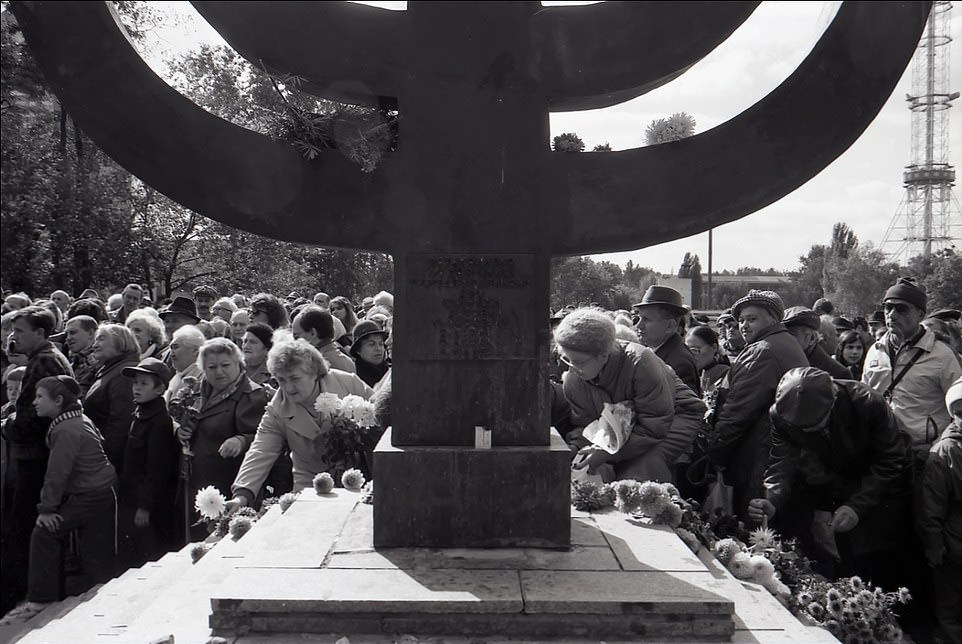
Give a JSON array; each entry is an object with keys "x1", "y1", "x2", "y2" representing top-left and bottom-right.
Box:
[
  {"x1": 702, "y1": 469, "x2": 734, "y2": 516},
  {"x1": 582, "y1": 401, "x2": 634, "y2": 454}
]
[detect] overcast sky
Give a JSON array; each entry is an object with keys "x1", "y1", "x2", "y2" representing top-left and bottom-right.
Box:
[{"x1": 145, "y1": 1, "x2": 961, "y2": 274}]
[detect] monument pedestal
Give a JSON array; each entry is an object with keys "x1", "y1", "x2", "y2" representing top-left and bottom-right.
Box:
[{"x1": 372, "y1": 427, "x2": 571, "y2": 548}]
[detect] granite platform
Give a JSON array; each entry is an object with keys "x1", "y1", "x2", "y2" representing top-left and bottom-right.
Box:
[{"x1": 207, "y1": 490, "x2": 730, "y2": 640}]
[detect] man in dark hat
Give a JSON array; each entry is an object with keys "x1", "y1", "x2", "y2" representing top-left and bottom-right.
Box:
[
  {"x1": 633, "y1": 285, "x2": 700, "y2": 395},
  {"x1": 191, "y1": 285, "x2": 218, "y2": 321},
  {"x1": 862, "y1": 278, "x2": 961, "y2": 457},
  {"x1": 749, "y1": 367, "x2": 912, "y2": 584},
  {"x1": 783, "y1": 306, "x2": 852, "y2": 380},
  {"x1": 158, "y1": 296, "x2": 200, "y2": 340},
  {"x1": 868, "y1": 310, "x2": 886, "y2": 340}
]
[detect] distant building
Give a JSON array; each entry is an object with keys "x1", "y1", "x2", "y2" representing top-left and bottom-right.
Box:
[{"x1": 660, "y1": 274, "x2": 793, "y2": 312}]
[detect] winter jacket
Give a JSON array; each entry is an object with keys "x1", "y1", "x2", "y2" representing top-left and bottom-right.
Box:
[
  {"x1": 655, "y1": 333, "x2": 701, "y2": 397},
  {"x1": 188, "y1": 375, "x2": 268, "y2": 498},
  {"x1": 917, "y1": 423, "x2": 962, "y2": 564},
  {"x1": 862, "y1": 328, "x2": 961, "y2": 448},
  {"x1": 807, "y1": 344, "x2": 852, "y2": 381},
  {"x1": 765, "y1": 380, "x2": 912, "y2": 555},
  {"x1": 37, "y1": 407, "x2": 116, "y2": 514},
  {"x1": 84, "y1": 350, "x2": 139, "y2": 472},
  {"x1": 706, "y1": 323, "x2": 808, "y2": 520},
  {"x1": 119, "y1": 396, "x2": 177, "y2": 519},
  {"x1": 232, "y1": 370, "x2": 374, "y2": 502},
  {"x1": 3, "y1": 341, "x2": 73, "y2": 461},
  {"x1": 563, "y1": 341, "x2": 675, "y2": 463}
]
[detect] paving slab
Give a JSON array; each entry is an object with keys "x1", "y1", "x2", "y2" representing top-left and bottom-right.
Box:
[
  {"x1": 238, "y1": 500, "x2": 357, "y2": 568},
  {"x1": 212, "y1": 567, "x2": 523, "y2": 614},
  {"x1": 328, "y1": 544, "x2": 620, "y2": 571},
  {"x1": 520, "y1": 569, "x2": 734, "y2": 615},
  {"x1": 591, "y1": 509, "x2": 706, "y2": 572}
]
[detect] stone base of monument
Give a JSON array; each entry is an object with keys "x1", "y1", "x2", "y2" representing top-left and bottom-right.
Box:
[
  {"x1": 372, "y1": 427, "x2": 572, "y2": 548},
  {"x1": 208, "y1": 497, "x2": 736, "y2": 640}
]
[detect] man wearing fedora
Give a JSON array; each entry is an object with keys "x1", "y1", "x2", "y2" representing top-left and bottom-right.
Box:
[
  {"x1": 633, "y1": 285, "x2": 700, "y2": 396},
  {"x1": 156, "y1": 296, "x2": 201, "y2": 366}
]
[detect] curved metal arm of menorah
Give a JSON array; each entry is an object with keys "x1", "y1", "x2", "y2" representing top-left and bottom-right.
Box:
[
  {"x1": 533, "y1": 1, "x2": 759, "y2": 112},
  {"x1": 550, "y1": 1, "x2": 932, "y2": 255},
  {"x1": 10, "y1": 1, "x2": 393, "y2": 251},
  {"x1": 191, "y1": 1, "x2": 403, "y2": 108}
]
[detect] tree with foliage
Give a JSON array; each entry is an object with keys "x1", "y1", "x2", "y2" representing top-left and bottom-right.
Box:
[
  {"x1": 550, "y1": 256, "x2": 655, "y2": 311},
  {"x1": 644, "y1": 112, "x2": 696, "y2": 145},
  {"x1": 552, "y1": 132, "x2": 585, "y2": 153},
  {"x1": 908, "y1": 249, "x2": 962, "y2": 310}
]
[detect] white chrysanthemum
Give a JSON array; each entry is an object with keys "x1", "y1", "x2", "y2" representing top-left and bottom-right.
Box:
[
  {"x1": 749, "y1": 526, "x2": 778, "y2": 551},
  {"x1": 352, "y1": 402, "x2": 377, "y2": 428},
  {"x1": 314, "y1": 393, "x2": 342, "y2": 416},
  {"x1": 194, "y1": 485, "x2": 226, "y2": 519},
  {"x1": 341, "y1": 468, "x2": 366, "y2": 491},
  {"x1": 728, "y1": 552, "x2": 754, "y2": 580}
]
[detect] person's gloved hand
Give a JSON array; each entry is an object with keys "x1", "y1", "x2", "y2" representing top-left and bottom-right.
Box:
[
  {"x1": 572, "y1": 446, "x2": 610, "y2": 474},
  {"x1": 175, "y1": 421, "x2": 193, "y2": 444},
  {"x1": 831, "y1": 505, "x2": 859, "y2": 533}
]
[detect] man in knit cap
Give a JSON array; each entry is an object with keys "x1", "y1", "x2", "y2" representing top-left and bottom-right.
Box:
[
  {"x1": 862, "y1": 277, "x2": 960, "y2": 459},
  {"x1": 782, "y1": 306, "x2": 852, "y2": 380},
  {"x1": 704, "y1": 290, "x2": 808, "y2": 523},
  {"x1": 749, "y1": 367, "x2": 912, "y2": 583}
]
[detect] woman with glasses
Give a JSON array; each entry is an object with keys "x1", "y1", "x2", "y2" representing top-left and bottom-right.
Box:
[
  {"x1": 554, "y1": 308, "x2": 704, "y2": 484},
  {"x1": 329, "y1": 296, "x2": 359, "y2": 347},
  {"x1": 685, "y1": 325, "x2": 730, "y2": 400}
]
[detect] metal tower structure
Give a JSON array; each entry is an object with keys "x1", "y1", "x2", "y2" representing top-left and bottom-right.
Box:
[{"x1": 883, "y1": 0, "x2": 961, "y2": 262}]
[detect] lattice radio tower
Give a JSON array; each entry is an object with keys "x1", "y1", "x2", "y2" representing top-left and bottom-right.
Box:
[{"x1": 883, "y1": 1, "x2": 961, "y2": 262}]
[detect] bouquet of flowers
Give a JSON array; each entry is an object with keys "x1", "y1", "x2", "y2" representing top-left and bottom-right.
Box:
[
  {"x1": 791, "y1": 576, "x2": 910, "y2": 643},
  {"x1": 169, "y1": 375, "x2": 201, "y2": 454},
  {"x1": 314, "y1": 393, "x2": 381, "y2": 480}
]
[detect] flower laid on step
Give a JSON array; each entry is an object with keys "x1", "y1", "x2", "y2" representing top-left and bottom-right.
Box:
[
  {"x1": 790, "y1": 575, "x2": 911, "y2": 643},
  {"x1": 570, "y1": 480, "x2": 614, "y2": 512},
  {"x1": 341, "y1": 468, "x2": 366, "y2": 491},
  {"x1": 194, "y1": 485, "x2": 227, "y2": 520},
  {"x1": 228, "y1": 515, "x2": 254, "y2": 541},
  {"x1": 190, "y1": 543, "x2": 212, "y2": 564},
  {"x1": 313, "y1": 472, "x2": 335, "y2": 494},
  {"x1": 278, "y1": 491, "x2": 299, "y2": 512},
  {"x1": 609, "y1": 480, "x2": 643, "y2": 514}
]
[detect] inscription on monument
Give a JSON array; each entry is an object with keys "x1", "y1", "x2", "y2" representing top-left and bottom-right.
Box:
[{"x1": 407, "y1": 254, "x2": 535, "y2": 360}]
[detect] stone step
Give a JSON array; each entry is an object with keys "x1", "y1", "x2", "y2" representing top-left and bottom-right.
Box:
[
  {"x1": 88, "y1": 497, "x2": 324, "y2": 643},
  {"x1": 0, "y1": 583, "x2": 103, "y2": 644}
]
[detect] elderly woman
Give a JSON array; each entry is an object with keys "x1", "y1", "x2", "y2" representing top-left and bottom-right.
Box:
[
  {"x1": 126, "y1": 308, "x2": 167, "y2": 360},
  {"x1": 350, "y1": 320, "x2": 390, "y2": 389},
  {"x1": 685, "y1": 325, "x2": 730, "y2": 400},
  {"x1": 164, "y1": 325, "x2": 205, "y2": 403},
  {"x1": 84, "y1": 324, "x2": 141, "y2": 471},
  {"x1": 555, "y1": 308, "x2": 705, "y2": 484},
  {"x1": 228, "y1": 339, "x2": 374, "y2": 511},
  {"x1": 177, "y1": 338, "x2": 267, "y2": 539}
]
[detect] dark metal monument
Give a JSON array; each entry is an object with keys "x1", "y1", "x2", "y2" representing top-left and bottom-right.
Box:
[{"x1": 12, "y1": 1, "x2": 929, "y2": 552}]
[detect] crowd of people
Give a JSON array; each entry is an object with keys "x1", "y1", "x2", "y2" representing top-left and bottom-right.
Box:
[{"x1": 0, "y1": 277, "x2": 959, "y2": 642}]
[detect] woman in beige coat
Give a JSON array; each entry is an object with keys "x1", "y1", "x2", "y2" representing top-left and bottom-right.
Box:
[{"x1": 228, "y1": 339, "x2": 374, "y2": 510}]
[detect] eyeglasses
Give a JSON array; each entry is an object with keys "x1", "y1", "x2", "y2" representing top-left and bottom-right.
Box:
[{"x1": 559, "y1": 352, "x2": 600, "y2": 372}]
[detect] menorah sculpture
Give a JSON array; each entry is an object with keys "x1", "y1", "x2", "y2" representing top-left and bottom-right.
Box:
[{"x1": 13, "y1": 1, "x2": 930, "y2": 548}]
